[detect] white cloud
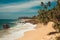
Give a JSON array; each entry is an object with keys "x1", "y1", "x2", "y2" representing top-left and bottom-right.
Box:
[{"x1": 0, "y1": 0, "x2": 54, "y2": 12}]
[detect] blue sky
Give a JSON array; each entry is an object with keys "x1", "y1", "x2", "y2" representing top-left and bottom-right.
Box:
[{"x1": 0, "y1": 0, "x2": 57, "y2": 19}]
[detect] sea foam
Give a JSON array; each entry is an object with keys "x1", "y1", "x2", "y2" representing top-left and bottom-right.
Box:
[{"x1": 0, "y1": 23, "x2": 36, "y2": 40}]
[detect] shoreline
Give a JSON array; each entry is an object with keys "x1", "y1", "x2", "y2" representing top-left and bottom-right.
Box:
[
  {"x1": 16, "y1": 22, "x2": 60, "y2": 40},
  {"x1": 0, "y1": 22, "x2": 60, "y2": 40},
  {"x1": 0, "y1": 23, "x2": 37, "y2": 40}
]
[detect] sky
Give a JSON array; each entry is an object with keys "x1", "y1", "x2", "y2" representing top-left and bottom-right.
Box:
[{"x1": 0, "y1": 0, "x2": 57, "y2": 19}]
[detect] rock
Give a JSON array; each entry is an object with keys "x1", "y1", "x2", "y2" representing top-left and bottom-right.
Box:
[{"x1": 3, "y1": 24, "x2": 10, "y2": 29}]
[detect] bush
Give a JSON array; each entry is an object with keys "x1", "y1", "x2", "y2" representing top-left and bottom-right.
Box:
[
  {"x1": 53, "y1": 23, "x2": 60, "y2": 32},
  {"x1": 56, "y1": 36, "x2": 60, "y2": 40}
]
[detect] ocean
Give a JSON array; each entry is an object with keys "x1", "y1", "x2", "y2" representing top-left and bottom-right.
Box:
[
  {"x1": 0, "y1": 19, "x2": 36, "y2": 40},
  {"x1": 0, "y1": 19, "x2": 17, "y2": 30}
]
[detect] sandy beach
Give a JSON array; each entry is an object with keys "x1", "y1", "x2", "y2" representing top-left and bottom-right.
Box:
[
  {"x1": 16, "y1": 22, "x2": 60, "y2": 40},
  {"x1": 0, "y1": 0, "x2": 60, "y2": 40}
]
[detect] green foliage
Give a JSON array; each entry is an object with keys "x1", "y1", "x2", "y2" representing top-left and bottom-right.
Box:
[
  {"x1": 37, "y1": 0, "x2": 60, "y2": 32},
  {"x1": 38, "y1": 1, "x2": 51, "y2": 25},
  {"x1": 38, "y1": 11, "x2": 49, "y2": 25}
]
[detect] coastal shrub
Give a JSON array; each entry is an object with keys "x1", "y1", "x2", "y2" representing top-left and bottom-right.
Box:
[
  {"x1": 53, "y1": 23, "x2": 60, "y2": 32},
  {"x1": 37, "y1": 0, "x2": 60, "y2": 32},
  {"x1": 56, "y1": 36, "x2": 60, "y2": 40},
  {"x1": 38, "y1": 1, "x2": 52, "y2": 25}
]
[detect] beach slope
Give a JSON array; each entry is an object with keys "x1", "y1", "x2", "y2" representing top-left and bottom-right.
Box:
[{"x1": 16, "y1": 22, "x2": 60, "y2": 40}]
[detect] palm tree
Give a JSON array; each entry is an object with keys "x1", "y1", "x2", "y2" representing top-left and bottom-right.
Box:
[
  {"x1": 41, "y1": 1, "x2": 51, "y2": 11},
  {"x1": 38, "y1": 0, "x2": 60, "y2": 32},
  {"x1": 57, "y1": 0, "x2": 60, "y2": 5},
  {"x1": 57, "y1": 0, "x2": 60, "y2": 8},
  {"x1": 47, "y1": 1, "x2": 51, "y2": 6},
  {"x1": 44, "y1": 5, "x2": 48, "y2": 10},
  {"x1": 38, "y1": 1, "x2": 51, "y2": 24},
  {"x1": 41, "y1": 2, "x2": 44, "y2": 6},
  {"x1": 45, "y1": 1, "x2": 51, "y2": 10}
]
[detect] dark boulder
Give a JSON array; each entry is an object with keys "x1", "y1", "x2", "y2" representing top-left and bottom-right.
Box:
[{"x1": 3, "y1": 24, "x2": 10, "y2": 29}]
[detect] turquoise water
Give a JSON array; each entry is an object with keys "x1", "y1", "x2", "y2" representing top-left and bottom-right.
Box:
[{"x1": 0, "y1": 19, "x2": 17, "y2": 30}]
